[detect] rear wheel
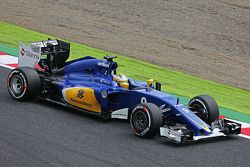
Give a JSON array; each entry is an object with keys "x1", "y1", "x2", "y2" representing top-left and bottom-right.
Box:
[
  {"x1": 7, "y1": 67, "x2": 41, "y2": 101},
  {"x1": 130, "y1": 103, "x2": 162, "y2": 137},
  {"x1": 188, "y1": 95, "x2": 219, "y2": 124}
]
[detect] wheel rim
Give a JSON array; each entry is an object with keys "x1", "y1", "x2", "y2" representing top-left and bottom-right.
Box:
[
  {"x1": 10, "y1": 75, "x2": 24, "y2": 95},
  {"x1": 191, "y1": 102, "x2": 208, "y2": 121},
  {"x1": 132, "y1": 110, "x2": 148, "y2": 131}
]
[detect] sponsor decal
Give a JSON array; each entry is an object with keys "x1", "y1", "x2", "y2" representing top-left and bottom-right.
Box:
[
  {"x1": 97, "y1": 61, "x2": 109, "y2": 68},
  {"x1": 77, "y1": 89, "x2": 84, "y2": 99},
  {"x1": 133, "y1": 105, "x2": 144, "y2": 111},
  {"x1": 182, "y1": 108, "x2": 190, "y2": 113},
  {"x1": 20, "y1": 48, "x2": 25, "y2": 56},
  {"x1": 70, "y1": 98, "x2": 92, "y2": 107},
  {"x1": 20, "y1": 47, "x2": 39, "y2": 60},
  {"x1": 62, "y1": 87, "x2": 101, "y2": 112}
]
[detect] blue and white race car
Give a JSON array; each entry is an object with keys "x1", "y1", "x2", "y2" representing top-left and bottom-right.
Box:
[{"x1": 7, "y1": 39, "x2": 241, "y2": 143}]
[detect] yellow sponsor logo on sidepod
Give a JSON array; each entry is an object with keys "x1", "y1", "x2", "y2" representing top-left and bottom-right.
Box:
[{"x1": 64, "y1": 87, "x2": 101, "y2": 112}]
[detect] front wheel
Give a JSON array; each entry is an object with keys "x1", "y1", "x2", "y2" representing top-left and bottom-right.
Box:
[
  {"x1": 130, "y1": 103, "x2": 162, "y2": 138},
  {"x1": 189, "y1": 95, "x2": 219, "y2": 124}
]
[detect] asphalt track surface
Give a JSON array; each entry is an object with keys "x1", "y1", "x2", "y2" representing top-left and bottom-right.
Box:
[{"x1": 0, "y1": 66, "x2": 249, "y2": 167}]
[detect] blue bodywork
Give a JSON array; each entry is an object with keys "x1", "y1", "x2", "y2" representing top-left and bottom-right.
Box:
[{"x1": 57, "y1": 56, "x2": 212, "y2": 136}]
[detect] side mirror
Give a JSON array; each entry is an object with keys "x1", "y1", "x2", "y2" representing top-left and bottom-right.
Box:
[{"x1": 155, "y1": 82, "x2": 161, "y2": 91}]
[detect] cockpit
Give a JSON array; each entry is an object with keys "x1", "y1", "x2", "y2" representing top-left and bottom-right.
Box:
[
  {"x1": 104, "y1": 55, "x2": 153, "y2": 90},
  {"x1": 103, "y1": 55, "x2": 129, "y2": 89},
  {"x1": 112, "y1": 73, "x2": 129, "y2": 89}
]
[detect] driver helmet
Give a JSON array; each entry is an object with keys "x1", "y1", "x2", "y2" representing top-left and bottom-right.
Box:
[{"x1": 113, "y1": 74, "x2": 129, "y2": 89}]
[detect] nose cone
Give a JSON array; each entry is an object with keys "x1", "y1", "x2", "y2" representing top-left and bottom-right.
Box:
[
  {"x1": 200, "y1": 122, "x2": 212, "y2": 134},
  {"x1": 175, "y1": 105, "x2": 212, "y2": 135}
]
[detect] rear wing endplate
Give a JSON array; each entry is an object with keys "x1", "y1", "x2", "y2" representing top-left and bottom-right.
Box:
[{"x1": 18, "y1": 42, "x2": 41, "y2": 68}]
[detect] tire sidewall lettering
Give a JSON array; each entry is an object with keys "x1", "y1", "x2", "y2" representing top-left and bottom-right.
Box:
[{"x1": 131, "y1": 104, "x2": 151, "y2": 136}]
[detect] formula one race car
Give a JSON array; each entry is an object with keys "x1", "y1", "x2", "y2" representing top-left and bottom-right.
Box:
[{"x1": 7, "y1": 39, "x2": 241, "y2": 143}]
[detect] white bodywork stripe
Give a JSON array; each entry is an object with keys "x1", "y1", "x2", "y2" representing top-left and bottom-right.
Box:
[
  {"x1": 193, "y1": 128, "x2": 226, "y2": 140},
  {"x1": 111, "y1": 108, "x2": 129, "y2": 119}
]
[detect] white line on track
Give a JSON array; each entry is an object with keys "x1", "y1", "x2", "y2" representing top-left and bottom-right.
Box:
[{"x1": 0, "y1": 55, "x2": 18, "y2": 64}]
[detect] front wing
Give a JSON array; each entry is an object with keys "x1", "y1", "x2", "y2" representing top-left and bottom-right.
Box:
[{"x1": 160, "y1": 118, "x2": 241, "y2": 143}]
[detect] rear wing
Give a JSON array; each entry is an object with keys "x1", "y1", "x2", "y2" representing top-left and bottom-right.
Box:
[
  {"x1": 18, "y1": 42, "x2": 41, "y2": 68},
  {"x1": 18, "y1": 39, "x2": 70, "y2": 68}
]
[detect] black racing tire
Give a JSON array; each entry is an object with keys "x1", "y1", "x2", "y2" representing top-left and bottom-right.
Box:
[
  {"x1": 130, "y1": 103, "x2": 162, "y2": 138},
  {"x1": 7, "y1": 67, "x2": 41, "y2": 101},
  {"x1": 188, "y1": 95, "x2": 219, "y2": 124}
]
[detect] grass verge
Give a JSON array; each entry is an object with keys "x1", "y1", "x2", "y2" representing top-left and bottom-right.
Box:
[{"x1": 0, "y1": 21, "x2": 250, "y2": 116}]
